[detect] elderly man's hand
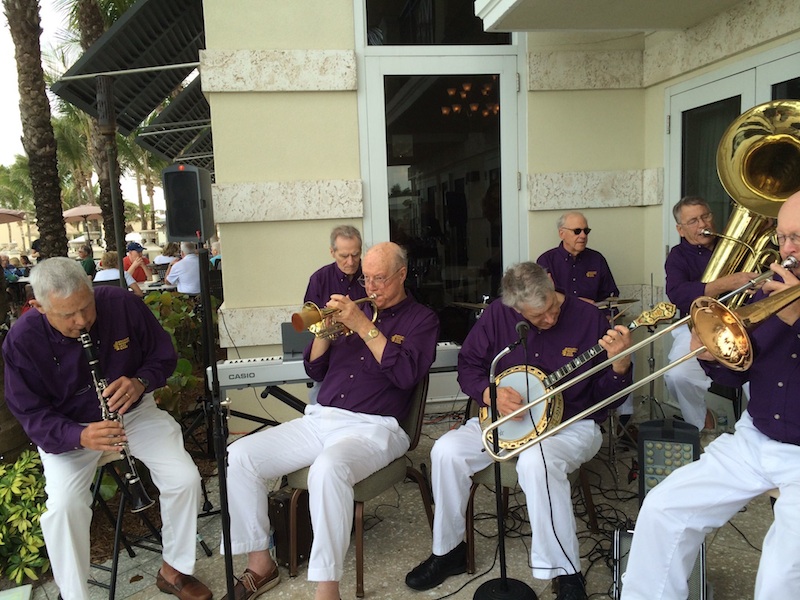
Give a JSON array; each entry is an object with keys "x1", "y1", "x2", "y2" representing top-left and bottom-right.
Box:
[
  {"x1": 327, "y1": 294, "x2": 372, "y2": 337},
  {"x1": 599, "y1": 325, "x2": 632, "y2": 374}
]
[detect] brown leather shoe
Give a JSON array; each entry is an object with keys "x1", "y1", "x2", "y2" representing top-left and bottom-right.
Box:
[
  {"x1": 156, "y1": 570, "x2": 213, "y2": 600},
  {"x1": 220, "y1": 566, "x2": 281, "y2": 600}
]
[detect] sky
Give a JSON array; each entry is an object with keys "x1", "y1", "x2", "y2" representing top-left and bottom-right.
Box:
[
  {"x1": 0, "y1": 0, "x2": 66, "y2": 166},
  {"x1": 0, "y1": 1, "x2": 159, "y2": 209}
]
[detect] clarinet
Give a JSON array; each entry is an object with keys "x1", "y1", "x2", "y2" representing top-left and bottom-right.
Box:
[{"x1": 79, "y1": 329, "x2": 155, "y2": 513}]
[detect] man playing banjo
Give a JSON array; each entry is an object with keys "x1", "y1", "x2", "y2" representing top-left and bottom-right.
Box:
[{"x1": 405, "y1": 262, "x2": 633, "y2": 600}]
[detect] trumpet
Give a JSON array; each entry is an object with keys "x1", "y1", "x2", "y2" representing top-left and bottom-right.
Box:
[
  {"x1": 481, "y1": 257, "x2": 800, "y2": 461},
  {"x1": 292, "y1": 296, "x2": 378, "y2": 340}
]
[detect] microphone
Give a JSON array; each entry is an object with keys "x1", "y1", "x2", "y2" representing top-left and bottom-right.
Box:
[{"x1": 515, "y1": 321, "x2": 530, "y2": 348}]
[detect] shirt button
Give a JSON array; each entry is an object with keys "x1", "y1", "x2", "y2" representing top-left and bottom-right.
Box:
[
  {"x1": 340, "y1": 393, "x2": 345, "y2": 399},
  {"x1": 778, "y1": 382, "x2": 784, "y2": 388},
  {"x1": 349, "y1": 374, "x2": 354, "y2": 379},
  {"x1": 774, "y1": 414, "x2": 781, "y2": 420},
  {"x1": 792, "y1": 354, "x2": 798, "y2": 359}
]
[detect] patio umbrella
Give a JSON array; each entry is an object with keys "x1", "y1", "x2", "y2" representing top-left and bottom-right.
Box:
[
  {"x1": 62, "y1": 204, "x2": 103, "y2": 224},
  {"x1": 0, "y1": 208, "x2": 26, "y2": 224}
]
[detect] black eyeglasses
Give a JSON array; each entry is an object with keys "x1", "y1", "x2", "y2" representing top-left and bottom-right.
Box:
[{"x1": 561, "y1": 227, "x2": 591, "y2": 235}]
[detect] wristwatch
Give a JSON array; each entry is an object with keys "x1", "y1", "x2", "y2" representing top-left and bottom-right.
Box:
[
  {"x1": 136, "y1": 376, "x2": 150, "y2": 391},
  {"x1": 364, "y1": 327, "x2": 380, "y2": 342}
]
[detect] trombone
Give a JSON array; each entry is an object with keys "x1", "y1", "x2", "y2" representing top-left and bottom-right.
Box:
[{"x1": 481, "y1": 257, "x2": 799, "y2": 461}]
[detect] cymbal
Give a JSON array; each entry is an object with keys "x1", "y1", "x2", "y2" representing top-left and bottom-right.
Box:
[
  {"x1": 450, "y1": 301, "x2": 489, "y2": 311},
  {"x1": 595, "y1": 297, "x2": 636, "y2": 309}
]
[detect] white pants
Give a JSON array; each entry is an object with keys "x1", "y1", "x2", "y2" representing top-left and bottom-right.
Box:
[
  {"x1": 664, "y1": 325, "x2": 711, "y2": 430},
  {"x1": 39, "y1": 395, "x2": 202, "y2": 600},
  {"x1": 224, "y1": 404, "x2": 409, "y2": 582},
  {"x1": 621, "y1": 412, "x2": 800, "y2": 599},
  {"x1": 430, "y1": 417, "x2": 602, "y2": 580}
]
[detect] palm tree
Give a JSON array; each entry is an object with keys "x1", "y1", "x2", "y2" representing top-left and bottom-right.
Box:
[
  {"x1": 117, "y1": 131, "x2": 168, "y2": 229},
  {"x1": 3, "y1": 0, "x2": 68, "y2": 258}
]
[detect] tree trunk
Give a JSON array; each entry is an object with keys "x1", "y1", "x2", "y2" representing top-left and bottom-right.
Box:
[
  {"x1": 78, "y1": 0, "x2": 125, "y2": 252},
  {"x1": 3, "y1": 0, "x2": 67, "y2": 259}
]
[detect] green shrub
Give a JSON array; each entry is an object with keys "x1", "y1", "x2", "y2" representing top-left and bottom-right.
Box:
[{"x1": 0, "y1": 450, "x2": 49, "y2": 584}]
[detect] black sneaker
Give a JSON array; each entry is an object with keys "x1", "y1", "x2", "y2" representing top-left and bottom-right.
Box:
[
  {"x1": 554, "y1": 573, "x2": 587, "y2": 600},
  {"x1": 405, "y1": 541, "x2": 468, "y2": 590}
]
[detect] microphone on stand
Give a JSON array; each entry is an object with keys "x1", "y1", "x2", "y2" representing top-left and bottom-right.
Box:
[
  {"x1": 475, "y1": 328, "x2": 537, "y2": 600},
  {"x1": 515, "y1": 321, "x2": 530, "y2": 349}
]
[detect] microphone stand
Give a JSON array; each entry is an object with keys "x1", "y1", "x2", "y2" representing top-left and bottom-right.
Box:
[
  {"x1": 197, "y1": 246, "x2": 236, "y2": 600},
  {"x1": 474, "y1": 341, "x2": 537, "y2": 600}
]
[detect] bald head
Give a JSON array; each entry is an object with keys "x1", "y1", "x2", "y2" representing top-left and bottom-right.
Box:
[
  {"x1": 776, "y1": 190, "x2": 800, "y2": 265},
  {"x1": 362, "y1": 242, "x2": 408, "y2": 309}
]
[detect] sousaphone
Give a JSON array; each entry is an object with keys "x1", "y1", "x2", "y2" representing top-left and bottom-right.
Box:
[{"x1": 704, "y1": 100, "x2": 800, "y2": 307}]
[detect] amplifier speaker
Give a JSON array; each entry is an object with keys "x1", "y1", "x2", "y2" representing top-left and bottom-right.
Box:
[
  {"x1": 268, "y1": 488, "x2": 312, "y2": 569},
  {"x1": 613, "y1": 528, "x2": 706, "y2": 600},
  {"x1": 614, "y1": 419, "x2": 705, "y2": 599},
  {"x1": 162, "y1": 164, "x2": 214, "y2": 242}
]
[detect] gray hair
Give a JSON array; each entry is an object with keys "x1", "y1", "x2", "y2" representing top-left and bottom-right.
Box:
[
  {"x1": 29, "y1": 257, "x2": 93, "y2": 310},
  {"x1": 79, "y1": 245, "x2": 91, "y2": 255},
  {"x1": 180, "y1": 242, "x2": 197, "y2": 255},
  {"x1": 211, "y1": 241, "x2": 221, "y2": 254},
  {"x1": 500, "y1": 262, "x2": 555, "y2": 311},
  {"x1": 672, "y1": 196, "x2": 710, "y2": 223},
  {"x1": 556, "y1": 211, "x2": 586, "y2": 230},
  {"x1": 330, "y1": 225, "x2": 362, "y2": 250}
]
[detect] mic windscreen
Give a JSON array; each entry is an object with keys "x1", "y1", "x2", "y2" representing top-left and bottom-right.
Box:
[{"x1": 515, "y1": 321, "x2": 530, "y2": 342}]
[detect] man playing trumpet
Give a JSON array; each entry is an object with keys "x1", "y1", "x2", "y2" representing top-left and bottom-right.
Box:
[
  {"x1": 406, "y1": 262, "x2": 632, "y2": 600},
  {"x1": 223, "y1": 242, "x2": 438, "y2": 600},
  {"x1": 621, "y1": 190, "x2": 800, "y2": 599}
]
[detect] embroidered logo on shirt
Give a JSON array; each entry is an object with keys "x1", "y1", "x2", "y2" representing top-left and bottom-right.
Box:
[
  {"x1": 113, "y1": 337, "x2": 130, "y2": 351},
  {"x1": 586, "y1": 270, "x2": 597, "y2": 278},
  {"x1": 562, "y1": 347, "x2": 578, "y2": 357},
  {"x1": 391, "y1": 334, "x2": 405, "y2": 344}
]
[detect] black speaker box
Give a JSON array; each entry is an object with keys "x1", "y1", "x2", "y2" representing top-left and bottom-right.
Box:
[
  {"x1": 613, "y1": 528, "x2": 706, "y2": 600},
  {"x1": 268, "y1": 488, "x2": 312, "y2": 569},
  {"x1": 162, "y1": 164, "x2": 215, "y2": 242}
]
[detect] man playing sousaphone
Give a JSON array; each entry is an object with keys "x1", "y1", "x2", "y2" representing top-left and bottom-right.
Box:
[
  {"x1": 621, "y1": 190, "x2": 800, "y2": 600},
  {"x1": 405, "y1": 262, "x2": 632, "y2": 600}
]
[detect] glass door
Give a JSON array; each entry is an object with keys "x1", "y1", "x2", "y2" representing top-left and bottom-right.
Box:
[{"x1": 364, "y1": 55, "x2": 520, "y2": 342}]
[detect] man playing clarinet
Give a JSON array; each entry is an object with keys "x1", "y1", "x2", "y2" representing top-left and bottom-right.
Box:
[{"x1": 4, "y1": 257, "x2": 212, "y2": 600}]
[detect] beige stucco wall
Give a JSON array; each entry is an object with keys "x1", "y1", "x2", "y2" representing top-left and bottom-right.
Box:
[{"x1": 202, "y1": 0, "x2": 800, "y2": 423}]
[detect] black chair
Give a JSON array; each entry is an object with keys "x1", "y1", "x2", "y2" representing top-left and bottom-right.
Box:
[{"x1": 93, "y1": 278, "x2": 124, "y2": 288}]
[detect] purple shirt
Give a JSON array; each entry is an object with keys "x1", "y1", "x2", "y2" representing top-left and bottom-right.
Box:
[
  {"x1": 458, "y1": 296, "x2": 632, "y2": 423},
  {"x1": 3, "y1": 286, "x2": 177, "y2": 454},
  {"x1": 665, "y1": 237, "x2": 715, "y2": 316},
  {"x1": 303, "y1": 294, "x2": 438, "y2": 421},
  {"x1": 537, "y1": 244, "x2": 619, "y2": 302},
  {"x1": 304, "y1": 262, "x2": 366, "y2": 307},
  {"x1": 701, "y1": 282, "x2": 800, "y2": 444}
]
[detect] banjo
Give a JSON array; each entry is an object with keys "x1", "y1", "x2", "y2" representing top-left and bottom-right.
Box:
[{"x1": 480, "y1": 302, "x2": 677, "y2": 450}]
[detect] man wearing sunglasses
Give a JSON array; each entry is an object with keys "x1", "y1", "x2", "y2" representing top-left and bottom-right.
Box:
[
  {"x1": 537, "y1": 211, "x2": 620, "y2": 305},
  {"x1": 664, "y1": 196, "x2": 757, "y2": 433},
  {"x1": 537, "y1": 213, "x2": 635, "y2": 433}
]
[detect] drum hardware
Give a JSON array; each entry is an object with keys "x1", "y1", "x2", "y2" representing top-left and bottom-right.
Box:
[
  {"x1": 595, "y1": 297, "x2": 637, "y2": 310},
  {"x1": 482, "y1": 265, "x2": 800, "y2": 462},
  {"x1": 480, "y1": 302, "x2": 676, "y2": 450}
]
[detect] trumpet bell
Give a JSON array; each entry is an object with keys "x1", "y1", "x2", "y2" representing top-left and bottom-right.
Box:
[{"x1": 292, "y1": 302, "x2": 324, "y2": 332}]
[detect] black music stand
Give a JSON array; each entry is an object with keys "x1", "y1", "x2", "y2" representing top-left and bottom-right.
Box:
[{"x1": 474, "y1": 343, "x2": 537, "y2": 600}]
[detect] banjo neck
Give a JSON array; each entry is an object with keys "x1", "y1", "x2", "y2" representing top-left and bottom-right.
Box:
[{"x1": 540, "y1": 301, "x2": 676, "y2": 389}]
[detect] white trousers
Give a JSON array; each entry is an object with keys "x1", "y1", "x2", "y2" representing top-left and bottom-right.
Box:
[
  {"x1": 430, "y1": 417, "x2": 602, "y2": 580},
  {"x1": 621, "y1": 412, "x2": 800, "y2": 599},
  {"x1": 39, "y1": 395, "x2": 202, "y2": 600},
  {"x1": 664, "y1": 325, "x2": 711, "y2": 430},
  {"x1": 224, "y1": 404, "x2": 409, "y2": 582}
]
